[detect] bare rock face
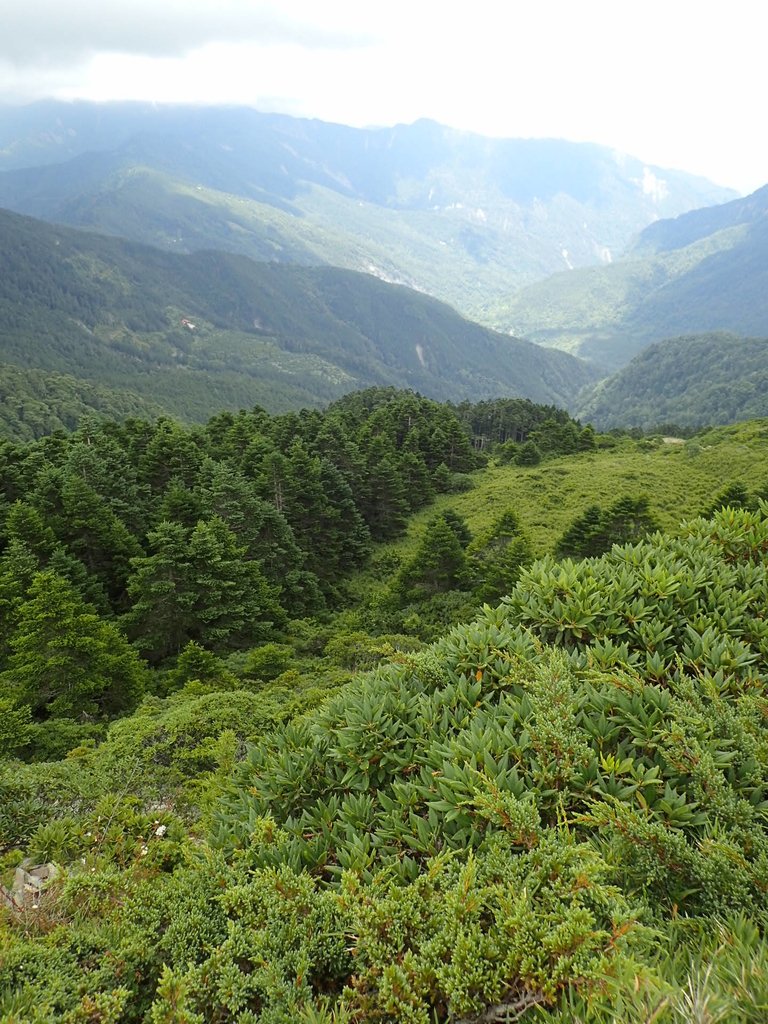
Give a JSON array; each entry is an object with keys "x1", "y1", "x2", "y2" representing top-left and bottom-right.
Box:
[{"x1": 1, "y1": 860, "x2": 60, "y2": 912}]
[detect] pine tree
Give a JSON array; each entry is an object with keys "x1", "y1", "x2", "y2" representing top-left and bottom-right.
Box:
[
  {"x1": 357, "y1": 437, "x2": 409, "y2": 541},
  {"x1": 186, "y1": 517, "x2": 284, "y2": 650},
  {"x1": 154, "y1": 474, "x2": 204, "y2": 530},
  {"x1": 4, "y1": 500, "x2": 57, "y2": 560},
  {"x1": 58, "y1": 473, "x2": 141, "y2": 602},
  {"x1": 0, "y1": 539, "x2": 39, "y2": 655},
  {"x1": 139, "y1": 418, "x2": 205, "y2": 492},
  {"x1": 398, "y1": 448, "x2": 435, "y2": 511},
  {"x1": 124, "y1": 521, "x2": 195, "y2": 664},
  {"x1": 199, "y1": 460, "x2": 322, "y2": 613},
  {"x1": 64, "y1": 426, "x2": 149, "y2": 532},
  {"x1": 3, "y1": 570, "x2": 146, "y2": 718},
  {"x1": 396, "y1": 515, "x2": 469, "y2": 601},
  {"x1": 703, "y1": 482, "x2": 753, "y2": 517},
  {"x1": 554, "y1": 505, "x2": 606, "y2": 559},
  {"x1": 468, "y1": 510, "x2": 534, "y2": 604},
  {"x1": 555, "y1": 496, "x2": 659, "y2": 559}
]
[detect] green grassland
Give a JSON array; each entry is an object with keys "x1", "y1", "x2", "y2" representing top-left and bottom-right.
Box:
[{"x1": 377, "y1": 420, "x2": 768, "y2": 562}]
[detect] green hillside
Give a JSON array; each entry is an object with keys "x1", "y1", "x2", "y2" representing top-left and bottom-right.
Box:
[
  {"x1": 3, "y1": 398, "x2": 768, "y2": 1022},
  {"x1": 575, "y1": 333, "x2": 768, "y2": 430},
  {"x1": 0, "y1": 362, "x2": 167, "y2": 441},
  {"x1": 378, "y1": 417, "x2": 768, "y2": 560},
  {"x1": 497, "y1": 185, "x2": 768, "y2": 371},
  {"x1": 0, "y1": 208, "x2": 596, "y2": 436},
  {"x1": 0, "y1": 101, "x2": 735, "y2": 323}
]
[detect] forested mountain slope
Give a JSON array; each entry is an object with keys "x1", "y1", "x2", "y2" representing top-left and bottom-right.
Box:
[
  {"x1": 0, "y1": 101, "x2": 734, "y2": 321},
  {"x1": 0, "y1": 208, "x2": 596, "y2": 437},
  {"x1": 575, "y1": 333, "x2": 768, "y2": 429},
  {"x1": 498, "y1": 184, "x2": 768, "y2": 369}
]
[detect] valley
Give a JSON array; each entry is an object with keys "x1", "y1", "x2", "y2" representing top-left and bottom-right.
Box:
[{"x1": 2, "y1": 98, "x2": 768, "y2": 1024}]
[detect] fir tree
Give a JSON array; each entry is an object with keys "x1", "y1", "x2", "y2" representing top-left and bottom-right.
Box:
[
  {"x1": 186, "y1": 516, "x2": 283, "y2": 650},
  {"x1": 124, "y1": 522, "x2": 194, "y2": 664},
  {"x1": 2, "y1": 570, "x2": 146, "y2": 718},
  {"x1": 396, "y1": 514, "x2": 469, "y2": 601},
  {"x1": 468, "y1": 509, "x2": 533, "y2": 604}
]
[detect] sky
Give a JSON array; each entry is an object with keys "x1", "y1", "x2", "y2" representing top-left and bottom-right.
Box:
[{"x1": 0, "y1": 0, "x2": 763, "y2": 194}]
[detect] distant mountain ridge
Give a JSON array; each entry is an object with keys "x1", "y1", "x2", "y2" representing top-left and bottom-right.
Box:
[
  {"x1": 632, "y1": 185, "x2": 768, "y2": 254},
  {"x1": 575, "y1": 333, "x2": 768, "y2": 430},
  {"x1": 0, "y1": 101, "x2": 736, "y2": 323},
  {"x1": 0, "y1": 207, "x2": 597, "y2": 437},
  {"x1": 498, "y1": 184, "x2": 768, "y2": 370}
]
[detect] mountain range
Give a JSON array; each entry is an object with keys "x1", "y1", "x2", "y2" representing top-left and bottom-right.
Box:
[
  {"x1": 0, "y1": 101, "x2": 735, "y2": 324},
  {"x1": 2, "y1": 101, "x2": 768, "y2": 434},
  {"x1": 0, "y1": 207, "x2": 597, "y2": 438},
  {"x1": 499, "y1": 184, "x2": 768, "y2": 371}
]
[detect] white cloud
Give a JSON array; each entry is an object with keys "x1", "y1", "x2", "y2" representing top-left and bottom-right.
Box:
[
  {"x1": 0, "y1": 0, "x2": 372, "y2": 64},
  {"x1": 0, "y1": 0, "x2": 764, "y2": 193}
]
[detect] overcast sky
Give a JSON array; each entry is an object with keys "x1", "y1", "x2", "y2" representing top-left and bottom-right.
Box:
[{"x1": 0, "y1": 0, "x2": 763, "y2": 194}]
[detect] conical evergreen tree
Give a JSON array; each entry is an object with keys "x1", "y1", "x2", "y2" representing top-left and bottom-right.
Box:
[
  {"x1": 2, "y1": 570, "x2": 146, "y2": 718},
  {"x1": 357, "y1": 437, "x2": 409, "y2": 541},
  {"x1": 199, "y1": 461, "x2": 322, "y2": 613},
  {"x1": 4, "y1": 501, "x2": 57, "y2": 560},
  {"x1": 139, "y1": 419, "x2": 205, "y2": 492},
  {"x1": 0, "y1": 539, "x2": 39, "y2": 654},
  {"x1": 156, "y1": 476, "x2": 205, "y2": 530},
  {"x1": 58, "y1": 473, "x2": 141, "y2": 603},
  {"x1": 468, "y1": 509, "x2": 534, "y2": 604},
  {"x1": 124, "y1": 521, "x2": 194, "y2": 664},
  {"x1": 396, "y1": 515, "x2": 469, "y2": 601},
  {"x1": 186, "y1": 516, "x2": 284, "y2": 650},
  {"x1": 64, "y1": 428, "x2": 149, "y2": 532}
]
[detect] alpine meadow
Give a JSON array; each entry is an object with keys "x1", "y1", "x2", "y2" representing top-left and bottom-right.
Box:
[{"x1": 2, "y1": 76, "x2": 768, "y2": 1024}]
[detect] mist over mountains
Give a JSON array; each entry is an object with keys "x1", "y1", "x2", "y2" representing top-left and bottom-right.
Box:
[
  {"x1": 500, "y1": 184, "x2": 768, "y2": 372},
  {"x1": 0, "y1": 101, "x2": 735, "y2": 323}
]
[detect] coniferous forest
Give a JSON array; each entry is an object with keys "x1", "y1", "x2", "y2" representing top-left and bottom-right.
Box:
[{"x1": 3, "y1": 381, "x2": 768, "y2": 1022}]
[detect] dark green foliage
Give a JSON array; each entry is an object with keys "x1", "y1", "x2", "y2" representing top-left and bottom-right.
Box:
[
  {"x1": 125, "y1": 518, "x2": 283, "y2": 663},
  {"x1": 55, "y1": 473, "x2": 142, "y2": 603},
  {"x1": 123, "y1": 522, "x2": 196, "y2": 663},
  {"x1": 577, "y1": 333, "x2": 768, "y2": 429},
  {"x1": 555, "y1": 494, "x2": 660, "y2": 558},
  {"x1": 1, "y1": 571, "x2": 146, "y2": 718},
  {"x1": 467, "y1": 509, "x2": 534, "y2": 603},
  {"x1": 5, "y1": 395, "x2": 768, "y2": 1023},
  {"x1": 395, "y1": 513, "x2": 470, "y2": 601},
  {"x1": 0, "y1": 389, "x2": 489, "y2": 687},
  {"x1": 703, "y1": 480, "x2": 754, "y2": 516},
  {"x1": 0, "y1": 204, "x2": 598, "y2": 441},
  {"x1": 513, "y1": 439, "x2": 542, "y2": 465},
  {"x1": 0, "y1": 696, "x2": 31, "y2": 758},
  {"x1": 439, "y1": 509, "x2": 473, "y2": 549},
  {"x1": 162, "y1": 642, "x2": 238, "y2": 694},
  {"x1": 188, "y1": 516, "x2": 283, "y2": 648},
  {"x1": 450, "y1": 396, "x2": 575, "y2": 446}
]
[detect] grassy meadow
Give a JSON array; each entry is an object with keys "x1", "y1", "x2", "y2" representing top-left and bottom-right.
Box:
[{"x1": 379, "y1": 419, "x2": 768, "y2": 561}]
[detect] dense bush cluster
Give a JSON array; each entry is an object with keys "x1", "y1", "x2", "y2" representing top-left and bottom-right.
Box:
[{"x1": 3, "y1": 498, "x2": 768, "y2": 1021}]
